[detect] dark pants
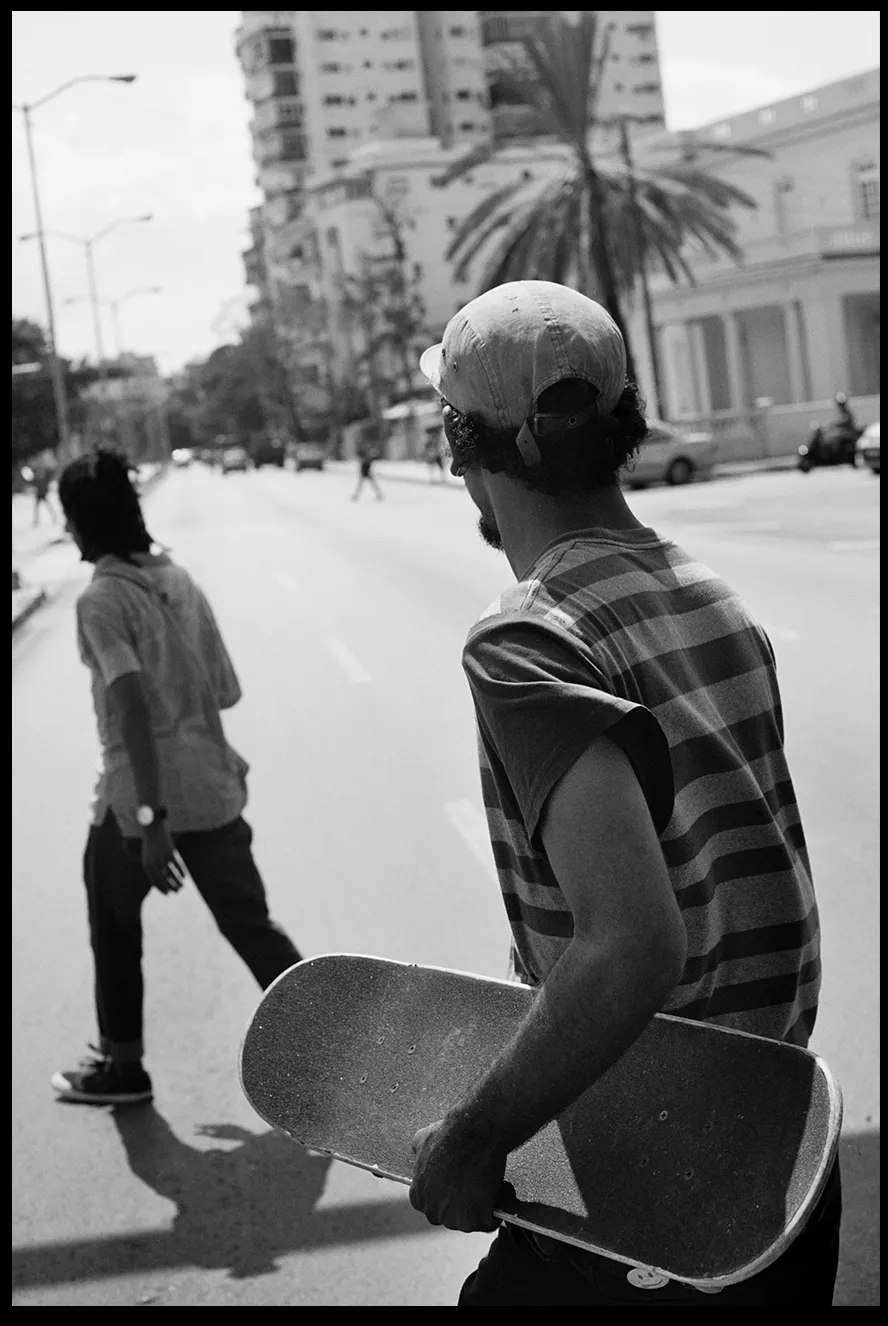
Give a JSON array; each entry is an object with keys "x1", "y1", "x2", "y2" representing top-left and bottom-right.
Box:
[
  {"x1": 84, "y1": 810, "x2": 302, "y2": 1063},
  {"x1": 459, "y1": 1157, "x2": 842, "y2": 1306}
]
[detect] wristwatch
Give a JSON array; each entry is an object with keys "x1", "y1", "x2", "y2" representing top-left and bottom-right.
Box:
[{"x1": 136, "y1": 805, "x2": 169, "y2": 829}]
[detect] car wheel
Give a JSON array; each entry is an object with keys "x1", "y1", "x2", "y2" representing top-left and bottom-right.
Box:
[{"x1": 666, "y1": 458, "x2": 694, "y2": 486}]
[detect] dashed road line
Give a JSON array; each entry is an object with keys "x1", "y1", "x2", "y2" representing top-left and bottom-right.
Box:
[
  {"x1": 325, "y1": 637, "x2": 372, "y2": 684},
  {"x1": 442, "y1": 800, "x2": 498, "y2": 884},
  {"x1": 827, "y1": 539, "x2": 880, "y2": 552}
]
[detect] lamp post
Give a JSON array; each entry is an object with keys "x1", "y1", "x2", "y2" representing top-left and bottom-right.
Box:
[
  {"x1": 21, "y1": 215, "x2": 154, "y2": 385},
  {"x1": 12, "y1": 74, "x2": 137, "y2": 458}
]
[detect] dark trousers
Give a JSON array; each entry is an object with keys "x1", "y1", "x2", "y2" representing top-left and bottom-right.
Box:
[
  {"x1": 459, "y1": 1157, "x2": 842, "y2": 1306},
  {"x1": 84, "y1": 810, "x2": 302, "y2": 1063}
]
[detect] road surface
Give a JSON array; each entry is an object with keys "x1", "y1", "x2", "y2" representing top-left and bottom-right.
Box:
[{"x1": 12, "y1": 461, "x2": 879, "y2": 1305}]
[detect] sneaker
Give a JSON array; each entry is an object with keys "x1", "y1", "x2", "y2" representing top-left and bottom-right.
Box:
[{"x1": 51, "y1": 1046, "x2": 153, "y2": 1105}]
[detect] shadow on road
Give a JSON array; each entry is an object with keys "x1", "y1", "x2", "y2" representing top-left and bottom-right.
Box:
[
  {"x1": 834, "y1": 1130, "x2": 881, "y2": 1307},
  {"x1": 12, "y1": 1104, "x2": 438, "y2": 1289}
]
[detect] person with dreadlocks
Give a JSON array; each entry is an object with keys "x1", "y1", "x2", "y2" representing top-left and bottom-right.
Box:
[{"x1": 51, "y1": 448, "x2": 302, "y2": 1105}]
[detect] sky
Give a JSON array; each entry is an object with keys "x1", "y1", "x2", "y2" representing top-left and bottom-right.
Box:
[{"x1": 11, "y1": 10, "x2": 881, "y2": 376}]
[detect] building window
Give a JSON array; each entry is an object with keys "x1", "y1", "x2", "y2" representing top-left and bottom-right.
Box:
[
  {"x1": 273, "y1": 71, "x2": 299, "y2": 96},
  {"x1": 277, "y1": 103, "x2": 303, "y2": 125},
  {"x1": 855, "y1": 161, "x2": 880, "y2": 222},
  {"x1": 801, "y1": 95, "x2": 818, "y2": 112},
  {"x1": 279, "y1": 132, "x2": 307, "y2": 160},
  {"x1": 327, "y1": 126, "x2": 348, "y2": 138},
  {"x1": 390, "y1": 91, "x2": 418, "y2": 103},
  {"x1": 459, "y1": 121, "x2": 476, "y2": 132},
  {"x1": 268, "y1": 37, "x2": 295, "y2": 64},
  {"x1": 449, "y1": 25, "x2": 467, "y2": 37},
  {"x1": 626, "y1": 22, "x2": 655, "y2": 38},
  {"x1": 712, "y1": 123, "x2": 732, "y2": 139},
  {"x1": 332, "y1": 158, "x2": 348, "y2": 168},
  {"x1": 384, "y1": 59, "x2": 414, "y2": 71},
  {"x1": 320, "y1": 62, "x2": 347, "y2": 74},
  {"x1": 324, "y1": 95, "x2": 347, "y2": 106},
  {"x1": 455, "y1": 89, "x2": 471, "y2": 101},
  {"x1": 316, "y1": 29, "x2": 342, "y2": 42},
  {"x1": 633, "y1": 82, "x2": 661, "y2": 95},
  {"x1": 773, "y1": 177, "x2": 794, "y2": 235},
  {"x1": 758, "y1": 107, "x2": 776, "y2": 125},
  {"x1": 634, "y1": 53, "x2": 655, "y2": 64}
]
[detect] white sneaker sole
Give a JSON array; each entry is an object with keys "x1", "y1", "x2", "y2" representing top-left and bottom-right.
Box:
[{"x1": 50, "y1": 1071, "x2": 153, "y2": 1105}]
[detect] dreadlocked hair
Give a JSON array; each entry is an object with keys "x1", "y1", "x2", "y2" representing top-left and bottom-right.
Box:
[
  {"x1": 58, "y1": 448, "x2": 154, "y2": 563},
  {"x1": 443, "y1": 379, "x2": 649, "y2": 495}
]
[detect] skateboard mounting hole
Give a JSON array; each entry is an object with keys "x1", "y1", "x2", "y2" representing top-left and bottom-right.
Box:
[
  {"x1": 407, "y1": 1044, "x2": 416, "y2": 1054},
  {"x1": 683, "y1": 1169, "x2": 694, "y2": 1180},
  {"x1": 376, "y1": 1036, "x2": 385, "y2": 1044},
  {"x1": 390, "y1": 1083, "x2": 399, "y2": 1093},
  {"x1": 639, "y1": 1157, "x2": 649, "y2": 1167},
  {"x1": 658, "y1": 1111, "x2": 668, "y2": 1121},
  {"x1": 359, "y1": 1074, "x2": 368, "y2": 1083}
]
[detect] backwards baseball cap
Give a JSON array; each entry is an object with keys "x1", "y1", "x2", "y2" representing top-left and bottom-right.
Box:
[{"x1": 419, "y1": 280, "x2": 627, "y2": 466}]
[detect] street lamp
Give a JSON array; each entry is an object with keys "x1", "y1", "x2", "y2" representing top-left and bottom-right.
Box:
[
  {"x1": 21, "y1": 215, "x2": 154, "y2": 385},
  {"x1": 12, "y1": 74, "x2": 138, "y2": 456}
]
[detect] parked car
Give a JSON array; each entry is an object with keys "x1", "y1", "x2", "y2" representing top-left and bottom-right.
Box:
[
  {"x1": 251, "y1": 436, "x2": 286, "y2": 468},
  {"x1": 624, "y1": 419, "x2": 717, "y2": 489},
  {"x1": 221, "y1": 445, "x2": 249, "y2": 474},
  {"x1": 290, "y1": 441, "x2": 328, "y2": 471},
  {"x1": 856, "y1": 420, "x2": 880, "y2": 475}
]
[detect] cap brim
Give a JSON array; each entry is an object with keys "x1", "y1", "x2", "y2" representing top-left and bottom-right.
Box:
[{"x1": 419, "y1": 343, "x2": 444, "y2": 390}]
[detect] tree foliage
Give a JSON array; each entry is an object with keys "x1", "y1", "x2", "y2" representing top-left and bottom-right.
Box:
[{"x1": 434, "y1": 12, "x2": 763, "y2": 380}]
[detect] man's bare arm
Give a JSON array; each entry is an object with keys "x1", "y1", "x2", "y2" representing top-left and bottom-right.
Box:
[{"x1": 442, "y1": 735, "x2": 687, "y2": 1157}]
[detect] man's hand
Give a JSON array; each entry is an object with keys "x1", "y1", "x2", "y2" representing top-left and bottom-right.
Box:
[
  {"x1": 409, "y1": 1118, "x2": 513, "y2": 1233},
  {"x1": 140, "y1": 822, "x2": 186, "y2": 896}
]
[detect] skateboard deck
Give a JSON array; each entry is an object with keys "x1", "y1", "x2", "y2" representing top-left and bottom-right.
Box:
[{"x1": 239, "y1": 955, "x2": 841, "y2": 1289}]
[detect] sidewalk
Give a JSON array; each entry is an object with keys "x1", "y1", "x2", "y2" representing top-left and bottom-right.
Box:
[
  {"x1": 341, "y1": 452, "x2": 800, "y2": 487},
  {"x1": 12, "y1": 464, "x2": 168, "y2": 634}
]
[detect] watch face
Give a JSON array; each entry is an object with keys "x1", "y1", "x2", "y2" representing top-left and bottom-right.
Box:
[{"x1": 136, "y1": 806, "x2": 154, "y2": 827}]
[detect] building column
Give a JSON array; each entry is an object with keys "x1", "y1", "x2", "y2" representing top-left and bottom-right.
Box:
[
  {"x1": 782, "y1": 300, "x2": 810, "y2": 403},
  {"x1": 722, "y1": 312, "x2": 747, "y2": 411},
  {"x1": 801, "y1": 296, "x2": 850, "y2": 402},
  {"x1": 688, "y1": 321, "x2": 712, "y2": 415}
]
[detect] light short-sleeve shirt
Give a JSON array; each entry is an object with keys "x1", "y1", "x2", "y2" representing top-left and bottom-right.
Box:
[
  {"x1": 463, "y1": 526, "x2": 821, "y2": 1048},
  {"x1": 76, "y1": 552, "x2": 249, "y2": 837}
]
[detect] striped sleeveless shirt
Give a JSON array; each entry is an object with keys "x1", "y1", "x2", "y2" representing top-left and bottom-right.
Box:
[{"x1": 462, "y1": 526, "x2": 820, "y2": 1048}]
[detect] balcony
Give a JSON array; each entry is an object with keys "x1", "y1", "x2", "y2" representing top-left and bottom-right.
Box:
[
  {"x1": 491, "y1": 103, "x2": 545, "y2": 141},
  {"x1": 480, "y1": 12, "x2": 549, "y2": 45}
]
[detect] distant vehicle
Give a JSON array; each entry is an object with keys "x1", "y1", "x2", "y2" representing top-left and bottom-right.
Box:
[
  {"x1": 171, "y1": 447, "x2": 192, "y2": 468},
  {"x1": 856, "y1": 421, "x2": 880, "y2": 475},
  {"x1": 221, "y1": 445, "x2": 249, "y2": 474},
  {"x1": 624, "y1": 419, "x2": 717, "y2": 489},
  {"x1": 251, "y1": 435, "x2": 286, "y2": 468},
  {"x1": 290, "y1": 439, "x2": 328, "y2": 471}
]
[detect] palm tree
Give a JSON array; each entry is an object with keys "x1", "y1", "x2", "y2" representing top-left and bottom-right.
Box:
[{"x1": 434, "y1": 12, "x2": 765, "y2": 393}]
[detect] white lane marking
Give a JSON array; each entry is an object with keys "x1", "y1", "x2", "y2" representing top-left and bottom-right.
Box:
[
  {"x1": 443, "y1": 800, "x2": 498, "y2": 884},
  {"x1": 277, "y1": 572, "x2": 299, "y2": 593},
  {"x1": 325, "y1": 637, "x2": 372, "y2": 684},
  {"x1": 761, "y1": 622, "x2": 800, "y2": 643},
  {"x1": 827, "y1": 539, "x2": 880, "y2": 552}
]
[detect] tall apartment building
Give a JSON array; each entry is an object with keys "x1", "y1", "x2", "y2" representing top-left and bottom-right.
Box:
[
  {"x1": 479, "y1": 11, "x2": 665, "y2": 140},
  {"x1": 235, "y1": 11, "x2": 668, "y2": 416}
]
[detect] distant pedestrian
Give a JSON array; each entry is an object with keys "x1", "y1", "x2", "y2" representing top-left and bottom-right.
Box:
[
  {"x1": 424, "y1": 432, "x2": 447, "y2": 483},
  {"x1": 32, "y1": 463, "x2": 58, "y2": 526},
  {"x1": 351, "y1": 423, "x2": 384, "y2": 502},
  {"x1": 51, "y1": 447, "x2": 303, "y2": 1106}
]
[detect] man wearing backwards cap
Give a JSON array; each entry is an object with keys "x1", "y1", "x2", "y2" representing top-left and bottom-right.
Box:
[{"x1": 408, "y1": 281, "x2": 839, "y2": 1305}]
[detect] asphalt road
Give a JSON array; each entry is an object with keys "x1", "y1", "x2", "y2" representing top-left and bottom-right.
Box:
[{"x1": 12, "y1": 462, "x2": 880, "y2": 1306}]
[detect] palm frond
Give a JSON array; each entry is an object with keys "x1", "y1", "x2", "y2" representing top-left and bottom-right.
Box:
[{"x1": 431, "y1": 141, "x2": 504, "y2": 190}]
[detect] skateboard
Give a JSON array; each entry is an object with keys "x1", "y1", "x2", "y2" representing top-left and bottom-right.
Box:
[{"x1": 239, "y1": 954, "x2": 841, "y2": 1289}]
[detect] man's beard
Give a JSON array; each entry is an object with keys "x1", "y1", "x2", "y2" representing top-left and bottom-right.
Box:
[{"x1": 477, "y1": 512, "x2": 504, "y2": 551}]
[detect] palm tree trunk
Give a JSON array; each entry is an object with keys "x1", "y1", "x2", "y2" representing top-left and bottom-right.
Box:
[{"x1": 581, "y1": 163, "x2": 637, "y2": 385}]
